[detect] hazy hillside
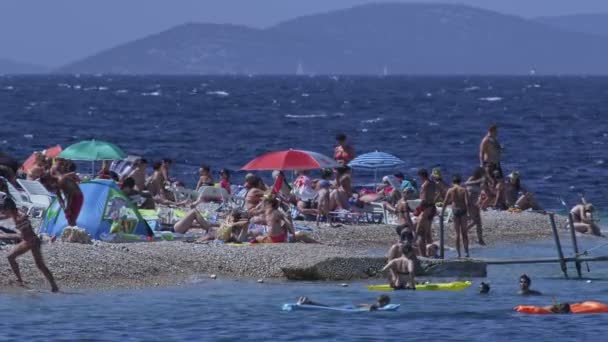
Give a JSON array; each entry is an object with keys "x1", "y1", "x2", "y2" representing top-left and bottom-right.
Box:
[
  {"x1": 537, "y1": 13, "x2": 608, "y2": 37},
  {"x1": 58, "y1": 3, "x2": 608, "y2": 75},
  {"x1": 0, "y1": 58, "x2": 48, "y2": 74}
]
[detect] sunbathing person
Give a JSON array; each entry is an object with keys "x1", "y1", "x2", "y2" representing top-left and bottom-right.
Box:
[
  {"x1": 0, "y1": 192, "x2": 59, "y2": 292},
  {"x1": 173, "y1": 208, "x2": 219, "y2": 234},
  {"x1": 570, "y1": 203, "x2": 602, "y2": 236},
  {"x1": 253, "y1": 194, "x2": 317, "y2": 244},
  {"x1": 125, "y1": 158, "x2": 148, "y2": 192},
  {"x1": 219, "y1": 168, "x2": 231, "y2": 194},
  {"x1": 121, "y1": 177, "x2": 155, "y2": 209},
  {"x1": 293, "y1": 170, "x2": 318, "y2": 217},
  {"x1": 518, "y1": 274, "x2": 542, "y2": 296},
  {"x1": 381, "y1": 243, "x2": 417, "y2": 289},
  {"x1": 244, "y1": 174, "x2": 266, "y2": 215},
  {"x1": 443, "y1": 174, "x2": 470, "y2": 258},
  {"x1": 297, "y1": 295, "x2": 391, "y2": 311},
  {"x1": 146, "y1": 161, "x2": 164, "y2": 197},
  {"x1": 196, "y1": 164, "x2": 214, "y2": 190},
  {"x1": 492, "y1": 171, "x2": 508, "y2": 210},
  {"x1": 316, "y1": 180, "x2": 332, "y2": 226},
  {"x1": 505, "y1": 171, "x2": 542, "y2": 211}
]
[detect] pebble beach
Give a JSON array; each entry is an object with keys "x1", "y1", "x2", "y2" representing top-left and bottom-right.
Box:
[{"x1": 0, "y1": 211, "x2": 570, "y2": 290}]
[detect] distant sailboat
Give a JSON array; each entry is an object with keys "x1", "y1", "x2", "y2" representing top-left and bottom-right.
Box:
[
  {"x1": 296, "y1": 62, "x2": 304, "y2": 75},
  {"x1": 382, "y1": 66, "x2": 389, "y2": 76}
]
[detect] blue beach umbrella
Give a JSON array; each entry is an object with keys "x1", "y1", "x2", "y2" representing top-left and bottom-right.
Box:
[{"x1": 348, "y1": 151, "x2": 405, "y2": 182}]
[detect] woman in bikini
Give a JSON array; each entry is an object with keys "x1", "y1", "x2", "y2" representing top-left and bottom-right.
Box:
[{"x1": 0, "y1": 191, "x2": 59, "y2": 292}]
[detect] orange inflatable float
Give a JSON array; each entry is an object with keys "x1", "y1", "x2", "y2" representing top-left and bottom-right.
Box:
[{"x1": 515, "y1": 301, "x2": 608, "y2": 314}]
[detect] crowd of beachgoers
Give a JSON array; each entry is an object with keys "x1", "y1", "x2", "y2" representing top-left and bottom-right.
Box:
[{"x1": 0, "y1": 125, "x2": 602, "y2": 292}]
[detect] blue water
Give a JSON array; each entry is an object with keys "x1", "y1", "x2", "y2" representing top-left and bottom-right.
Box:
[
  {"x1": 2, "y1": 76, "x2": 608, "y2": 340},
  {"x1": 1, "y1": 240, "x2": 608, "y2": 341},
  {"x1": 1, "y1": 75, "x2": 607, "y2": 211}
]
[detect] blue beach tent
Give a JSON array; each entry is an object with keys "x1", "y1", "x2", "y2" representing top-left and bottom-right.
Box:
[{"x1": 40, "y1": 179, "x2": 153, "y2": 239}]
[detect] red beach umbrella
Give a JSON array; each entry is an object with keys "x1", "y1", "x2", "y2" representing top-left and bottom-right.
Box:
[
  {"x1": 241, "y1": 149, "x2": 339, "y2": 171},
  {"x1": 20, "y1": 145, "x2": 62, "y2": 172}
]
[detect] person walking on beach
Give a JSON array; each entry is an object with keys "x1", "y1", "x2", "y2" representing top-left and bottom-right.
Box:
[
  {"x1": 443, "y1": 174, "x2": 470, "y2": 258},
  {"x1": 466, "y1": 167, "x2": 485, "y2": 245},
  {"x1": 0, "y1": 191, "x2": 59, "y2": 292},
  {"x1": 334, "y1": 133, "x2": 355, "y2": 165},
  {"x1": 479, "y1": 124, "x2": 503, "y2": 180},
  {"x1": 416, "y1": 169, "x2": 436, "y2": 257},
  {"x1": 41, "y1": 173, "x2": 84, "y2": 227}
]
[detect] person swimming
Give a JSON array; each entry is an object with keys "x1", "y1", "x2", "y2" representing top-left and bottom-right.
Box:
[
  {"x1": 518, "y1": 274, "x2": 542, "y2": 296},
  {"x1": 297, "y1": 295, "x2": 391, "y2": 311},
  {"x1": 479, "y1": 282, "x2": 490, "y2": 294}
]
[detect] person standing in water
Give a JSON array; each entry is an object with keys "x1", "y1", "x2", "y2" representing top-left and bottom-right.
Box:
[
  {"x1": 466, "y1": 167, "x2": 485, "y2": 245},
  {"x1": 479, "y1": 124, "x2": 503, "y2": 180},
  {"x1": 443, "y1": 174, "x2": 470, "y2": 258},
  {"x1": 518, "y1": 274, "x2": 542, "y2": 296},
  {"x1": 0, "y1": 191, "x2": 59, "y2": 292}
]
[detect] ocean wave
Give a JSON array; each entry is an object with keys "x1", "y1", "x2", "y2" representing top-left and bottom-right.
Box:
[
  {"x1": 479, "y1": 97, "x2": 502, "y2": 102},
  {"x1": 464, "y1": 86, "x2": 480, "y2": 92},
  {"x1": 2, "y1": 85, "x2": 14, "y2": 90},
  {"x1": 206, "y1": 90, "x2": 229, "y2": 97},
  {"x1": 141, "y1": 91, "x2": 161, "y2": 96},
  {"x1": 362, "y1": 117, "x2": 383, "y2": 124},
  {"x1": 23, "y1": 134, "x2": 34, "y2": 139},
  {"x1": 284, "y1": 114, "x2": 327, "y2": 119},
  {"x1": 301, "y1": 93, "x2": 310, "y2": 97},
  {"x1": 115, "y1": 89, "x2": 128, "y2": 94}
]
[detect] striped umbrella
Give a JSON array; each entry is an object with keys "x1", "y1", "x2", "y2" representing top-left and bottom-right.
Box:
[{"x1": 348, "y1": 151, "x2": 405, "y2": 182}]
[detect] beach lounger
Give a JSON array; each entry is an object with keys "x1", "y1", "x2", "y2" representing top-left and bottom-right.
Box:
[
  {"x1": 16, "y1": 179, "x2": 53, "y2": 210},
  {"x1": 6, "y1": 181, "x2": 49, "y2": 217}
]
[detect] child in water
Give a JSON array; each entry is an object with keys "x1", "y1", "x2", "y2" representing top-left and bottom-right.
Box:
[{"x1": 0, "y1": 190, "x2": 59, "y2": 292}]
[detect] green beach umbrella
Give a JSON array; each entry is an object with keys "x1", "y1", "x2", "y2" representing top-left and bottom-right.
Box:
[
  {"x1": 59, "y1": 140, "x2": 127, "y2": 175},
  {"x1": 59, "y1": 140, "x2": 127, "y2": 161}
]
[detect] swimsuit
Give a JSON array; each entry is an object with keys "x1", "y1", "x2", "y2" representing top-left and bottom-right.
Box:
[
  {"x1": 453, "y1": 208, "x2": 467, "y2": 218},
  {"x1": 269, "y1": 233, "x2": 287, "y2": 243},
  {"x1": 15, "y1": 215, "x2": 40, "y2": 246},
  {"x1": 65, "y1": 192, "x2": 84, "y2": 224}
]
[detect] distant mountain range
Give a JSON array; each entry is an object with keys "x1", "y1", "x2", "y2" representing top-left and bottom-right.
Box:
[
  {"x1": 8, "y1": 3, "x2": 608, "y2": 75},
  {"x1": 0, "y1": 58, "x2": 48, "y2": 74},
  {"x1": 536, "y1": 13, "x2": 608, "y2": 37}
]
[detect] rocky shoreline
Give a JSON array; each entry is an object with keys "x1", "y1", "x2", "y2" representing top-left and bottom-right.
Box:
[{"x1": 0, "y1": 211, "x2": 570, "y2": 290}]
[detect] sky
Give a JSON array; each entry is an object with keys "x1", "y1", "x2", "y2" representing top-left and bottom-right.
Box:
[{"x1": 1, "y1": 0, "x2": 608, "y2": 67}]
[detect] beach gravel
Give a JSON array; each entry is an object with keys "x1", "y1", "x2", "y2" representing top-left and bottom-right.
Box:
[{"x1": 0, "y1": 211, "x2": 573, "y2": 290}]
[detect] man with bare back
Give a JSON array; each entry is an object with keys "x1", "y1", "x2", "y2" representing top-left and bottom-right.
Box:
[
  {"x1": 42, "y1": 173, "x2": 84, "y2": 227},
  {"x1": 479, "y1": 124, "x2": 503, "y2": 180},
  {"x1": 416, "y1": 169, "x2": 437, "y2": 257},
  {"x1": 443, "y1": 174, "x2": 470, "y2": 258}
]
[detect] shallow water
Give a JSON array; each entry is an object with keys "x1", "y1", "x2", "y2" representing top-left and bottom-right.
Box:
[
  {"x1": 1, "y1": 75, "x2": 607, "y2": 213},
  {"x1": 2, "y1": 239, "x2": 608, "y2": 341}
]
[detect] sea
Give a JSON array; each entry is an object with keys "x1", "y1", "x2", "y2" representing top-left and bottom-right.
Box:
[{"x1": 1, "y1": 75, "x2": 608, "y2": 340}]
